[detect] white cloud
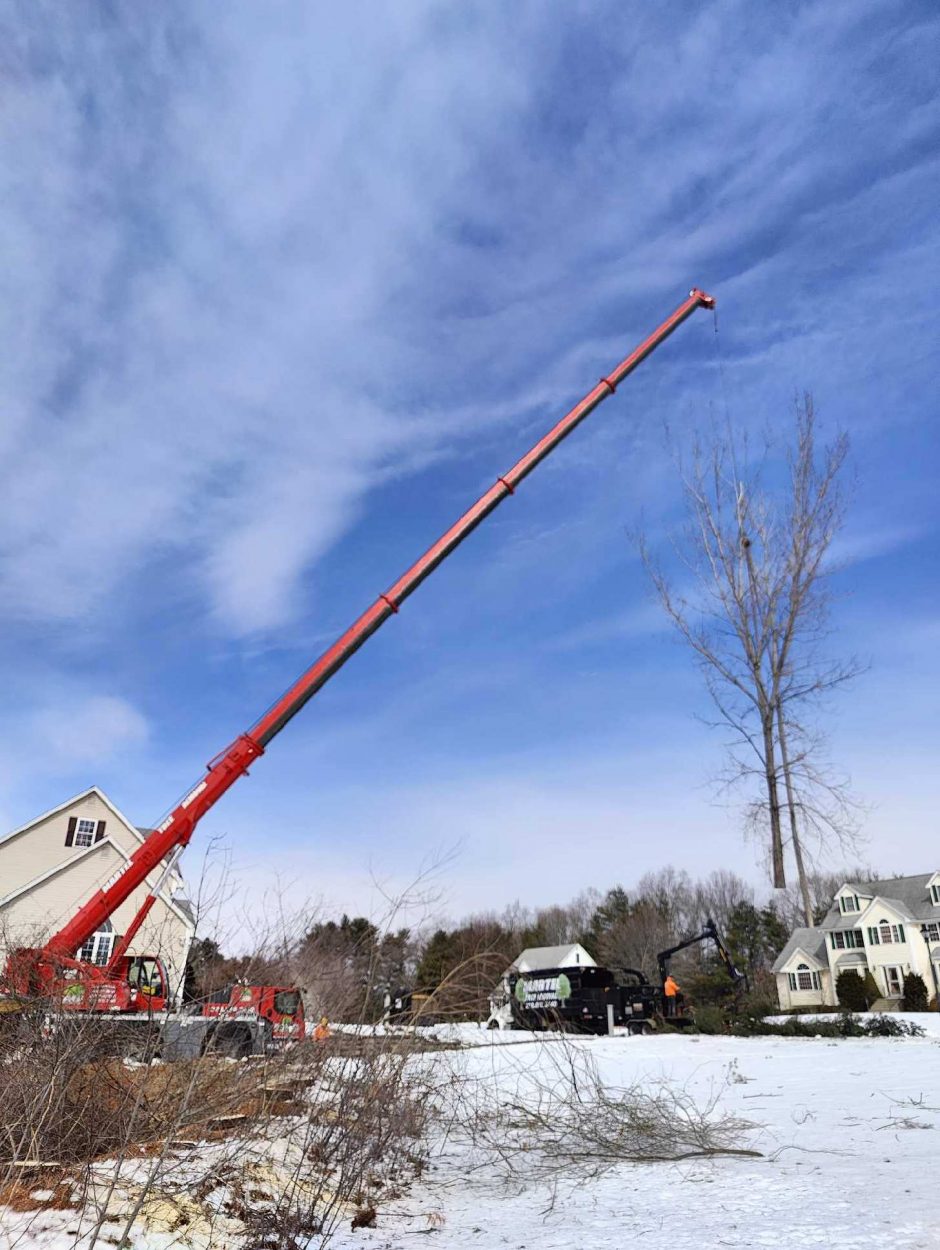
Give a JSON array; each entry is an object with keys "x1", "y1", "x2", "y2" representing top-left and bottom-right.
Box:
[
  {"x1": 828, "y1": 523, "x2": 926, "y2": 569},
  {"x1": 0, "y1": 5, "x2": 542, "y2": 636},
  {"x1": 1, "y1": 3, "x2": 938, "y2": 907},
  {"x1": 3, "y1": 3, "x2": 932, "y2": 642},
  {"x1": 31, "y1": 695, "x2": 149, "y2": 767},
  {"x1": 0, "y1": 690, "x2": 149, "y2": 810},
  {"x1": 204, "y1": 735, "x2": 756, "y2": 924},
  {"x1": 544, "y1": 603, "x2": 667, "y2": 652}
]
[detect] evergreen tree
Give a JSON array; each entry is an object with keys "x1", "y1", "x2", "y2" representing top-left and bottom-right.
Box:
[
  {"x1": 759, "y1": 904, "x2": 790, "y2": 963},
  {"x1": 902, "y1": 972, "x2": 928, "y2": 1012},
  {"x1": 726, "y1": 901, "x2": 765, "y2": 976},
  {"x1": 863, "y1": 970, "x2": 880, "y2": 1007},
  {"x1": 835, "y1": 969, "x2": 868, "y2": 1011},
  {"x1": 414, "y1": 929, "x2": 458, "y2": 991}
]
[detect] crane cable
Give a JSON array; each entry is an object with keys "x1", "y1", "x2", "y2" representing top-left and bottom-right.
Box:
[{"x1": 710, "y1": 305, "x2": 736, "y2": 430}]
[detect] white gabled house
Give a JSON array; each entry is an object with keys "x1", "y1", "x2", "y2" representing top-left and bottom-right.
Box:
[
  {"x1": 511, "y1": 943, "x2": 596, "y2": 973},
  {"x1": 773, "y1": 872, "x2": 940, "y2": 1010},
  {"x1": 0, "y1": 786, "x2": 196, "y2": 1003}
]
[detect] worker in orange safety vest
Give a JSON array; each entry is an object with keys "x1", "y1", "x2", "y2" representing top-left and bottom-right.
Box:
[
  {"x1": 313, "y1": 1016, "x2": 330, "y2": 1041},
  {"x1": 663, "y1": 974, "x2": 680, "y2": 1017}
]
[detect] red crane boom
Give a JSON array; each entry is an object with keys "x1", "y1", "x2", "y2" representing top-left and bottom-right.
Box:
[{"x1": 39, "y1": 287, "x2": 715, "y2": 971}]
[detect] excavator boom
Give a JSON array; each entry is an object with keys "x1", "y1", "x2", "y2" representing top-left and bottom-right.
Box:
[
  {"x1": 40, "y1": 287, "x2": 715, "y2": 969},
  {"x1": 656, "y1": 918, "x2": 746, "y2": 990}
]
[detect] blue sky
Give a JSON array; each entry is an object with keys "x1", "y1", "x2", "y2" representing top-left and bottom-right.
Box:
[{"x1": 1, "y1": 1, "x2": 938, "y2": 931}]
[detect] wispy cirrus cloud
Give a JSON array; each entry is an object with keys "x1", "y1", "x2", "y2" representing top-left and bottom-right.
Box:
[
  {"x1": 0, "y1": 5, "x2": 545, "y2": 635},
  {"x1": 2, "y1": 2, "x2": 936, "y2": 644},
  {"x1": 1, "y1": 2, "x2": 939, "y2": 907}
]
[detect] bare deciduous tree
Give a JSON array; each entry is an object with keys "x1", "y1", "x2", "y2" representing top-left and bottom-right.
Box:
[{"x1": 640, "y1": 396, "x2": 861, "y2": 917}]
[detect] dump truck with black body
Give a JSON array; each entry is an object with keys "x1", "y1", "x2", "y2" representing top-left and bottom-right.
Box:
[{"x1": 506, "y1": 965, "x2": 621, "y2": 1033}]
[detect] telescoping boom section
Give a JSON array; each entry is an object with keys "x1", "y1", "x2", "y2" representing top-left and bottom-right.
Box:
[{"x1": 36, "y1": 288, "x2": 715, "y2": 980}]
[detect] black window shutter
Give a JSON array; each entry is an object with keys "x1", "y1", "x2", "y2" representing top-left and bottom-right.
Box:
[
  {"x1": 65, "y1": 816, "x2": 77, "y2": 847},
  {"x1": 95, "y1": 820, "x2": 107, "y2": 843}
]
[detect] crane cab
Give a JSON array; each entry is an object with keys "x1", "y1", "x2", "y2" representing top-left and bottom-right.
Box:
[
  {"x1": 3, "y1": 947, "x2": 170, "y2": 1014},
  {"x1": 201, "y1": 983, "x2": 305, "y2": 1043},
  {"x1": 118, "y1": 954, "x2": 171, "y2": 1013},
  {"x1": 71, "y1": 952, "x2": 169, "y2": 1013}
]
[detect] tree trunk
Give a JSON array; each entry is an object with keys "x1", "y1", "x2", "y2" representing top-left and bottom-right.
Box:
[
  {"x1": 775, "y1": 706, "x2": 814, "y2": 925},
  {"x1": 760, "y1": 710, "x2": 786, "y2": 889}
]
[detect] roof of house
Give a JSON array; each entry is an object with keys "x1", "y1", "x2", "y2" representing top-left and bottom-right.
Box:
[
  {"x1": 772, "y1": 927, "x2": 828, "y2": 973},
  {"x1": 832, "y1": 951, "x2": 867, "y2": 967},
  {"x1": 172, "y1": 895, "x2": 196, "y2": 925},
  {"x1": 0, "y1": 786, "x2": 194, "y2": 931},
  {"x1": 512, "y1": 943, "x2": 596, "y2": 971},
  {"x1": 822, "y1": 873, "x2": 940, "y2": 927}
]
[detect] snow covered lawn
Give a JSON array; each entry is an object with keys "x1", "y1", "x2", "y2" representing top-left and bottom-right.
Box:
[
  {"x1": 334, "y1": 1028, "x2": 940, "y2": 1250},
  {"x1": 3, "y1": 1026, "x2": 937, "y2": 1248}
]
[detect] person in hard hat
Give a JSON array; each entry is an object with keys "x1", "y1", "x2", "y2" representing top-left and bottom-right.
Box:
[
  {"x1": 313, "y1": 1016, "x2": 330, "y2": 1042},
  {"x1": 663, "y1": 974, "x2": 680, "y2": 1017}
]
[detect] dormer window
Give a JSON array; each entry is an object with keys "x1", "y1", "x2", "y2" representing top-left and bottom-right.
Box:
[
  {"x1": 931, "y1": 883, "x2": 940, "y2": 906},
  {"x1": 839, "y1": 894, "x2": 860, "y2": 913}
]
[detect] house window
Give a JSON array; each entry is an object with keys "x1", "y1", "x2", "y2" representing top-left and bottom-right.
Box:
[
  {"x1": 830, "y1": 930, "x2": 864, "y2": 950},
  {"x1": 923, "y1": 923, "x2": 940, "y2": 943},
  {"x1": 931, "y1": 884, "x2": 940, "y2": 905},
  {"x1": 877, "y1": 921, "x2": 905, "y2": 945},
  {"x1": 78, "y1": 921, "x2": 114, "y2": 967},
  {"x1": 792, "y1": 963, "x2": 820, "y2": 992},
  {"x1": 74, "y1": 818, "x2": 97, "y2": 848},
  {"x1": 840, "y1": 895, "x2": 860, "y2": 914},
  {"x1": 883, "y1": 966, "x2": 902, "y2": 997}
]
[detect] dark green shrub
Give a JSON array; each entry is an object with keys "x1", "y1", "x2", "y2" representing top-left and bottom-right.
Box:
[
  {"x1": 902, "y1": 973, "x2": 928, "y2": 1012},
  {"x1": 863, "y1": 971, "x2": 881, "y2": 1005},
  {"x1": 864, "y1": 1014, "x2": 924, "y2": 1038},
  {"x1": 724, "y1": 1014, "x2": 923, "y2": 1039},
  {"x1": 691, "y1": 1005, "x2": 726, "y2": 1035},
  {"x1": 739, "y1": 987, "x2": 779, "y2": 1018},
  {"x1": 835, "y1": 969, "x2": 869, "y2": 1011}
]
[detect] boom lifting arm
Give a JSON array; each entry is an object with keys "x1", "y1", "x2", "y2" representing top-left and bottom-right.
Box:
[
  {"x1": 656, "y1": 918, "x2": 746, "y2": 991},
  {"x1": 40, "y1": 288, "x2": 715, "y2": 971}
]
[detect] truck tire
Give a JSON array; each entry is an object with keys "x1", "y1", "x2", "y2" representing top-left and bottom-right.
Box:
[{"x1": 203, "y1": 1023, "x2": 254, "y2": 1059}]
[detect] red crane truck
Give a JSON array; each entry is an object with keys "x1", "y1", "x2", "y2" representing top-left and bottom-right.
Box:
[{"x1": 2, "y1": 288, "x2": 715, "y2": 1058}]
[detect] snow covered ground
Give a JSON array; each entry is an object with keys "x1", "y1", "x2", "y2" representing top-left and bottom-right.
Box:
[
  {"x1": 3, "y1": 1025, "x2": 938, "y2": 1248},
  {"x1": 333, "y1": 1027, "x2": 940, "y2": 1250}
]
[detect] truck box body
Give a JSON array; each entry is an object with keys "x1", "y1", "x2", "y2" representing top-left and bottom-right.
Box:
[{"x1": 508, "y1": 965, "x2": 618, "y2": 1033}]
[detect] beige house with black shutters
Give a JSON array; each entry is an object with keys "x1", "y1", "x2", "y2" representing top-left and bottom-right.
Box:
[{"x1": 0, "y1": 787, "x2": 196, "y2": 1003}]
